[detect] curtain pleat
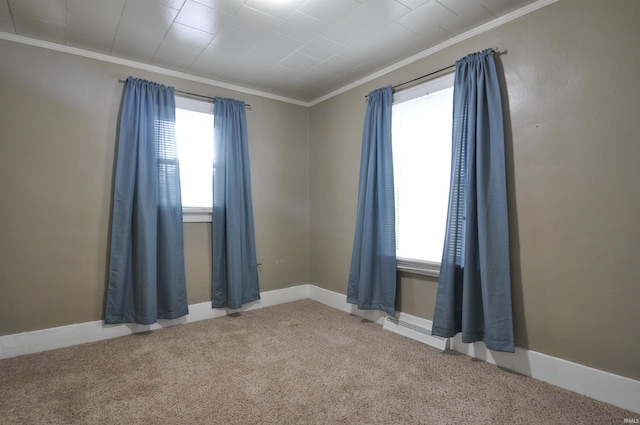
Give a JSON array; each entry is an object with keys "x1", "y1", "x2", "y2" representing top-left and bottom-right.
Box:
[
  {"x1": 105, "y1": 77, "x2": 188, "y2": 325},
  {"x1": 212, "y1": 97, "x2": 260, "y2": 309},
  {"x1": 432, "y1": 50, "x2": 514, "y2": 352},
  {"x1": 347, "y1": 86, "x2": 397, "y2": 316}
]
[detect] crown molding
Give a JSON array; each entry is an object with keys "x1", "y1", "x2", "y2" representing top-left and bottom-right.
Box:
[
  {"x1": 0, "y1": 32, "x2": 310, "y2": 107},
  {"x1": 307, "y1": 0, "x2": 559, "y2": 106},
  {"x1": 0, "y1": 0, "x2": 558, "y2": 108}
]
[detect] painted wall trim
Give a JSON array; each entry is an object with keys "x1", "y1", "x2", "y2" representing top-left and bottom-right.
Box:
[{"x1": 1, "y1": 283, "x2": 638, "y2": 414}]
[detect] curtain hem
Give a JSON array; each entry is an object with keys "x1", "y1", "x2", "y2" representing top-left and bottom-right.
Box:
[
  {"x1": 432, "y1": 326, "x2": 515, "y2": 353},
  {"x1": 346, "y1": 296, "x2": 395, "y2": 317},
  {"x1": 212, "y1": 294, "x2": 261, "y2": 310},
  {"x1": 103, "y1": 309, "x2": 189, "y2": 326}
]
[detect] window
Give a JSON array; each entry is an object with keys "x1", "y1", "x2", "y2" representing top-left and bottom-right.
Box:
[
  {"x1": 175, "y1": 96, "x2": 214, "y2": 222},
  {"x1": 392, "y1": 73, "x2": 454, "y2": 276}
]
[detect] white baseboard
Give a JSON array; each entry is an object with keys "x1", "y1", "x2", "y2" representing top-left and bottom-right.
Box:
[
  {"x1": 308, "y1": 285, "x2": 640, "y2": 415},
  {"x1": 382, "y1": 316, "x2": 450, "y2": 351},
  {"x1": 308, "y1": 284, "x2": 387, "y2": 324},
  {"x1": 450, "y1": 335, "x2": 640, "y2": 414},
  {"x1": 1, "y1": 284, "x2": 638, "y2": 414},
  {"x1": 0, "y1": 284, "x2": 311, "y2": 360},
  {"x1": 310, "y1": 285, "x2": 450, "y2": 350}
]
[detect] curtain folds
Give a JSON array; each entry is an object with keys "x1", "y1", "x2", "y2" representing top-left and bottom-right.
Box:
[
  {"x1": 212, "y1": 97, "x2": 260, "y2": 309},
  {"x1": 105, "y1": 77, "x2": 188, "y2": 325},
  {"x1": 347, "y1": 86, "x2": 397, "y2": 316},
  {"x1": 432, "y1": 49, "x2": 514, "y2": 352}
]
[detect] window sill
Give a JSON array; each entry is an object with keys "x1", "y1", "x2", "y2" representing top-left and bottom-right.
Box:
[
  {"x1": 396, "y1": 257, "x2": 440, "y2": 278},
  {"x1": 183, "y1": 208, "x2": 212, "y2": 223}
]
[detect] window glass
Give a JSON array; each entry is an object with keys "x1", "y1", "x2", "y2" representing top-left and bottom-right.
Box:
[
  {"x1": 392, "y1": 74, "x2": 454, "y2": 269},
  {"x1": 175, "y1": 96, "x2": 214, "y2": 221}
]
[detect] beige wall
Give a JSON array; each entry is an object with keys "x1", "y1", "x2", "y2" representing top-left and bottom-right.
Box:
[
  {"x1": 0, "y1": 40, "x2": 310, "y2": 335},
  {"x1": 309, "y1": 0, "x2": 640, "y2": 381}
]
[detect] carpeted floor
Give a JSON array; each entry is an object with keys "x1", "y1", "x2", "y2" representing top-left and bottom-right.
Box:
[{"x1": 0, "y1": 300, "x2": 634, "y2": 424}]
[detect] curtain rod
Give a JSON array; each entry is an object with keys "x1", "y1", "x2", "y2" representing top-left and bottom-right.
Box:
[
  {"x1": 118, "y1": 78, "x2": 251, "y2": 109},
  {"x1": 365, "y1": 47, "x2": 500, "y2": 100}
]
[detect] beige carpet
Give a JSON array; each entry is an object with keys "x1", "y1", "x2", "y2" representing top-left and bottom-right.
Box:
[{"x1": 0, "y1": 300, "x2": 634, "y2": 424}]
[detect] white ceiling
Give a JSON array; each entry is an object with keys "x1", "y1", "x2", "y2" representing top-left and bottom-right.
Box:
[{"x1": 0, "y1": 0, "x2": 542, "y2": 103}]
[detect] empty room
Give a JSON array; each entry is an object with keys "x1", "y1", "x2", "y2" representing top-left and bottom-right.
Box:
[{"x1": 1, "y1": 0, "x2": 638, "y2": 423}]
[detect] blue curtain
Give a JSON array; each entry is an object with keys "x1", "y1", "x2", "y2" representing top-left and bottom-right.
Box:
[
  {"x1": 432, "y1": 50, "x2": 514, "y2": 352},
  {"x1": 105, "y1": 77, "x2": 188, "y2": 325},
  {"x1": 347, "y1": 86, "x2": 397, "y2": 316},
  {"x1": 212, "y1": 97, "x2": 260, "y2": 309}
]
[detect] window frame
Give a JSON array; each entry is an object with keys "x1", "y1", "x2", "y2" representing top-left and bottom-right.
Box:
[
  {"x1": 175, "y1": 95, "x2": 214, "y2": 223},
  {"x1": 392, "y1": 72, "x2": 455, "y2": 277}
]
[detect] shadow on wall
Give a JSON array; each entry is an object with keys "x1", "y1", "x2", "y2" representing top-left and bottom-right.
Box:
[{"x1": 495, "y1": 54, "x2": 529, "y2": 353}]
